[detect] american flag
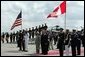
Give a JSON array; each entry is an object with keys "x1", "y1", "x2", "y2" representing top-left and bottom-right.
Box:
[{"x1": 11, "y1": 11, "x2": 22, "y2": 30}]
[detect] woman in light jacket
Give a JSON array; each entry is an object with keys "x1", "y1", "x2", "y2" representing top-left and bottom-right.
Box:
[{"x1": 24, "y1": 31, "x2": 29, "y2": 52}]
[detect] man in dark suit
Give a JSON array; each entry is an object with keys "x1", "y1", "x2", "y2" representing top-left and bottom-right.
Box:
[
  {"x1": 57, "y1": 28, "x2": 65, "y2": 56},
  {"x1": 41, "y1": 27, "x2": 49, "y2": 55},
  {"x1": 18, "y1": 30, "x2": 23, "y2": 51}
]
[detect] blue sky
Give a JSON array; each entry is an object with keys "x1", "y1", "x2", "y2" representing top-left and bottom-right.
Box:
[{"x1": 1, "y1": 1, "x2": 84, "y2": 33}]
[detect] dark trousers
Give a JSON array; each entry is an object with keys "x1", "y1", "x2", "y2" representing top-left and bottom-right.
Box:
[
  {"x1": 82, "y1": 39, "x2": 84, "y2": 47},
  {"x1": 32, "y1": 34, "x2": 34, "y2": 39},
  {"x1": 13, "y1": 37, "x2": 15, "y2": 42},
  {"x1": 10, "y1": 37, "x2": 12, "y2": 43},
  {"x1": 54, "y1": 37, "x2": 57, "y2": 45},
  {"x1": 6, "y1": 37, "x2": 9, "y2": 43},
  {"x1": 36, "y1": 49, "x2": 39, "y2": 54},
  {"x1": 19, "y1": 40, "x2": 23, "y2": 50},
  {"x1": 59, "y1": 47, "x2": 64, "y2": 56},
  {"x1": 76, "y1": 40, "x2": 81, "y2": 55},
  {"x1": 2, "y1": 38, "x2": 4, "y2": 43},
  {"x1": 19, "y1": 41, "x2": 22, "y2": 50},
  {"x1": 41, "y1": 42, "x2": 48, "y2": 55},
  {"x1": 71, "y1": 46, "x2": 76, "y2": 56},
  {"x1": 19, "y1": 41, "x2": 25, "y2": 51},
  {"x1": 29, "y1": 34, "x2": 31, "y2": 39},
  {"x1": 22, "y1": 41, "x2": 25, "y2": 51}
]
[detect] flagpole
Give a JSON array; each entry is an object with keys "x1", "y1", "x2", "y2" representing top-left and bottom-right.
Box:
[
  {"x1": 21, "y1": 10, "x2": 22, "y2": 32},
  {"x1": 64, "y1": 1, "x2": 66, "y2": 32}
]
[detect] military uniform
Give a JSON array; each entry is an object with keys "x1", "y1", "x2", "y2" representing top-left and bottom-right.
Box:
[
  {"x1": 76, "y1": 31, "x2": 81, "y2": 55},
  {"x1": 28, "y1": 28, "x2": 32, "y2": 39},
  {"x1": 1, "y1": 32, "x2": 5, "y2": 43},
  {"x1": 81, "y1": 30, "x2": 84, "y2": 47},
  {"x1": 32, "y1": 27, "x2": 35, "y2": 39},
  {"x1": 35, "y1": 31, "x2": 41, "y2": 54},
  {"x1": 13, "y1": 32, "x2": 16, "y2": 42},
  {"x1": 39, "y1": 25, "x2": 42, "y2": 34},
  {"x1": 57, "y1": 29, "x2": 65, "y2": 56},
  {"x1": 70, "y1": 30, "x2": 80, "y2": 56},
  {"x1": 6, "y1": 33, "x2": 9, "y2": 43},
  {"x1": 10, "y1": 33, "x2": 13, "y2": 43},
  {"x1": 16, "y1": 31, "x2": 19, "y2": 47}
]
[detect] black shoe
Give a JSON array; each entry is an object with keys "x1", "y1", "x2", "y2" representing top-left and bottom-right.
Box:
[
  {"x1": 24, "y1": 50, "x2": 28, "y2": 52},
  {"x1": 19, "y1": 50, "x2": 22, "y2": 51},
  {"x1": 22, "y1": 50, "x2": 28, "y2": 52},
  {"x1": 77, "y1": 53, "x2": 80, "y2": 55}
]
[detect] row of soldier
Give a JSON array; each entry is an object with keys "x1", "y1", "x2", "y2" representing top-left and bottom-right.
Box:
[
  {"x1": 1, "y1": 32, "x2": 16, "y2": 43},
  {"x1": 1, "y1": 23, "x2": 47, "y2": 43},
  {"x1": 1, "y1": 24, "x2": 84, "y2": 56},
  {"x1": 30, "y1": 26, "x2": 84, "y2": 56},
  {"x1": 35, "y1": 27, "x2": 84, "y2": 56}
]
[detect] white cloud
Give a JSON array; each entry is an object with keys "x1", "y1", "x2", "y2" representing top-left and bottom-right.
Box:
[{"x1": 1, "y1": 1, "x2": 84, "y2": 33}]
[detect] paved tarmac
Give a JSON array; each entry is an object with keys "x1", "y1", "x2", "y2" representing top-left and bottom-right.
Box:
[{"x1": 1, "y1": 39, "x2": 84, "y2": 56}]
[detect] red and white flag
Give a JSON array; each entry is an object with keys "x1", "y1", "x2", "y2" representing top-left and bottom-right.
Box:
[
  {"x1": 47, "y1": 1, "x2": 66, "y2": 18},
  {"x1": 11, "y1": 11, "x2": 22, "y2": 30}
]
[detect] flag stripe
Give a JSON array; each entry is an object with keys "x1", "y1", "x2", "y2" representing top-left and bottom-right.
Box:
[
  {"x1": 11, "y1": 11, "x2": 22, "y2": 30},
  {"x1": 14, "y1": 19, "x2": 22, "y2": 24},
  {"x1": 53, "y1": 7, "x2": 59, "y2": 12},
  {"x1": 60, "y1": 1, "x2": 66, "y2": 14},
  {"x1": 47, "y1": 1, "x2": 66, "y2": 18}
]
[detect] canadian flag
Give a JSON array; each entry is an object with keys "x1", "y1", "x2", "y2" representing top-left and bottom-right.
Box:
[{"x1": 47, "y1": 1, "x2": 66, "y2": 18}]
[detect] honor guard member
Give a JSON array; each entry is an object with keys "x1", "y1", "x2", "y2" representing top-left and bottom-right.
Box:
[
  {"x1": 76, "y1": 31, "x2": 81, "y2": 55},
  {"x1": 44, "y1": 23, "x2": 48, "y2": 29},
  {"x1": 1, "y1": 32, "x2": 5, "y2": 43},
  {"x1": 39, "y1": 25, "x2": 42, "y2": 33},
  {"x1": 70, "y1": 29, "x2": 78, "y2": 56},
  {"x1": 81, "y1": 29, "x2": 84, "y2": 47},
  {"x1": 6, "y1": 32, "x2": 9, "y2": 43},
  {"x1": 57, "y1": 28, "x2": 65, "y2": 56},
  {"x1": 42, "y1": 24, "x2": 44, "y2": 28},
  {"x1": 32, "y1": 27, "x2": 35, "y2": 39},
  {"x1": 10, "y1": 32, "x2": 13, "y2": 43},
  {"x1": 35, "y1": 26, "x2": 38, "y2": 36},
  {"x1": 16, "y1": 31, "x2": 19, "y2": 47},
  {"x1": 28, "y1": 28, "x2": 32, "y2": 39},
  {"x1": 35, "y1": 26, "x2": 38, "y2": 32},
  {"x1": 13, "y1": 32, "x2": 16, "y2": 42}
]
